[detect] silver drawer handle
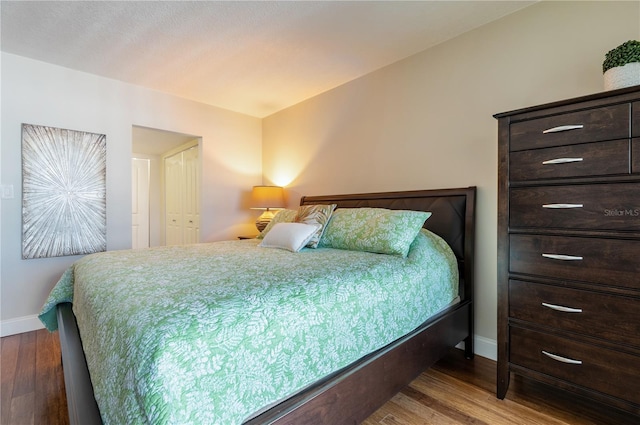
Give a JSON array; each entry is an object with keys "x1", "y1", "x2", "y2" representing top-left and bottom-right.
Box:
[
  {"x1": 542, "y1": 350, "x2": 582, "y2": 365},
  {"x1": 542, "y1": 203, "x2": 583, "y2": 209},
  {"x1": 542, "y1": 253, "x2": 583, "y2": 261},
  {"x1": 542, "y1": 157, "x2": 584, "y2": 165},
  {"x1": 541, "y1": 302, "x2": 583, "y2": 313},
  {"x1": 542, "y1": 124, "x2": 584, "y2": 134}
]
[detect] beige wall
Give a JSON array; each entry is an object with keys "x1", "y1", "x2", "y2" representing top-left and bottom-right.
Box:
[
  {"x1": 262, "y1": 1, "x2": 640, "y2": 358},
  {"x1": 1, "y1": 53, "x2": 263, "y2": 334}
]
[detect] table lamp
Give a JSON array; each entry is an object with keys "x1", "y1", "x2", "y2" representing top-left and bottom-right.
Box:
[{"x1": 251, "y1": 185, "x2": 285, "y2": 231}]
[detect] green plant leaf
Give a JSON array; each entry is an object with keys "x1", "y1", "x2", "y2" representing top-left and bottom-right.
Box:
[{"x1": 603, "y1": 40, "x2": 640, "y2": 73}]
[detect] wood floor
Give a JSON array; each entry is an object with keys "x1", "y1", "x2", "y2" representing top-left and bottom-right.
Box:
[
  {"x1": 2, "y1": 330, "x2": 638, "y2": 424},
  {"x1": 1, "y1": 329, "x2": 67, "y2": 425}
]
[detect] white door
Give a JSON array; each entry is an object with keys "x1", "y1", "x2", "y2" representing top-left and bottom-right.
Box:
[
  {"x1": 182, "y1": 146, "x2": 200, "y2": 244},
  {"x1": 165, "y1": 152, "x2": 184, "y2": 246},
  {"x1": 131, "y1": 158, "x2": 150, "y2": 249},
  {"x1": 164, "y1": 144, "x2": 200, "y2": 246}
]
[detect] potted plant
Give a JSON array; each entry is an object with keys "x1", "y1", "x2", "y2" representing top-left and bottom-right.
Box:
[{"x1": 603, "y1": 40, "x2": 640, "y2": 90}]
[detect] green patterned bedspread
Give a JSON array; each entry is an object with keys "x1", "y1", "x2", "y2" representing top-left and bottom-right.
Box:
[{"x1": 39, "y1": 229, "x2": 458, "y2": 424}]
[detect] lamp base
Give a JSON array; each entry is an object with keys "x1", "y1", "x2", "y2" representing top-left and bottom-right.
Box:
[{"x1": 255, "y1": 210, "x2": 276, "y2": 232}]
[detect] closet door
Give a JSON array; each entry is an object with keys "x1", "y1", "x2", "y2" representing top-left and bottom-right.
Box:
[
  {"x1": 182, "y1": 146, "x2": 200, "y2": 244},
  {"x1": 165, "y1": 152, "x2": 184, "y2": 246},
  {"x1": 164, "y1": 145, "x2": 200, "y2": 246}
]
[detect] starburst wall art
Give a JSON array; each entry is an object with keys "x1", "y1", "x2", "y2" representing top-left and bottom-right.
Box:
[{"x1": 22, "y1": 124, "x2": 106, "y2": 259}]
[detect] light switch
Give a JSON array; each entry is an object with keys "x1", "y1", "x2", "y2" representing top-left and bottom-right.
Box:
[{"x1": 1, "y1": 184, "x2": 14, "y2": 199}]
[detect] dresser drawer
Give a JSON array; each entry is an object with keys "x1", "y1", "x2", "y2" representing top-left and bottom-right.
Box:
[
  {"x1": 509, "y1": 280, "x2": 640, "y2": 347},
  {"x1": 633, "y1": 138, "x2": 640, "y2": 174},
  {"x1": 510, "y1": 104, "x2": 629, "y2": 151},
  {"x1": 510, "y1": 183, "x2": 640, "y2": 231},
  {"x1": 509, "y1": 234, "x2": 640, "y2": 290},
  {"x1": 510, "y1": 326, "x2": 640, "y2": 404},
  {"x1": 510, "y1": 139, "x2": 629, "y2": 181}
]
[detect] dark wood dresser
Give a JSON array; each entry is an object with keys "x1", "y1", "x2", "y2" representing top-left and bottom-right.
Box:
[{"x1": 495, "y1": 85, "x2": 640, "y2": 415}]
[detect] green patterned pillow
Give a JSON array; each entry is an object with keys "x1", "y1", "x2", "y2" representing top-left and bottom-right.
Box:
[
  {"x1": 319, "y1": 208, "x2": 432, "y2": 257},
  {"x1": 257, "y1": 209, "x2": 297, "y2": 239},
  {"x1": 295, "y1": 204, "x2": 337, "y2": 248}
]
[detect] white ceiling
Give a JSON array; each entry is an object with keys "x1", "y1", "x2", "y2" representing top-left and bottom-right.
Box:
[{"x1": 1, "y1": 1, "x2": 535, "y2": 118}]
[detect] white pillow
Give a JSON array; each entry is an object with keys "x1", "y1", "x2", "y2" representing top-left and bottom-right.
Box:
[{"x1": 259, "y1": 223, "x2": 320, "y2": 252}]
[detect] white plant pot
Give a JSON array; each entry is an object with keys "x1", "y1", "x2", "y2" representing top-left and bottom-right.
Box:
[{"x1": 604, "y1": 62, "x2": 640, "y2": 90}]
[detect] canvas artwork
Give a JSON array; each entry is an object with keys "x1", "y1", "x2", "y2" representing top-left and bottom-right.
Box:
[{"x1": 22, "y1": 124, "x2": 106, "y2": 259}]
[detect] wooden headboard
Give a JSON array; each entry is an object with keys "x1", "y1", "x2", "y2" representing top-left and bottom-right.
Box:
[{"x1": 300, "y1": 186, "x2": 476, "y2": 302}]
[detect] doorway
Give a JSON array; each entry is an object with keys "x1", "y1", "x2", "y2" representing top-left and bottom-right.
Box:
[{"x1": 131, "y1": 126, "x2": 201, "y2": 247}]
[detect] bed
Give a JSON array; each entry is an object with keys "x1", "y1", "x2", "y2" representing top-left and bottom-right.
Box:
[{"x1": 41, "y1": 186, "x2": 476, "y2": 425}]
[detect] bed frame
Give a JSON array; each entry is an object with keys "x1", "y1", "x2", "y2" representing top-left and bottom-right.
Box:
[{"x1": 57, "y1": 186, "x2": 476, "y2": 425}]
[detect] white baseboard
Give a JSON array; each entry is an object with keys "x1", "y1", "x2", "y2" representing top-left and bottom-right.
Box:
[
  {"x1": 473, "y1": 335, "x2": 497, "y2": 361},
  {"x1": 1, "y1": 314, "x2": 45, "y2": 337},
  {"x1": 456, "y1": 335, "x2": 497, "y2": 361}
]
